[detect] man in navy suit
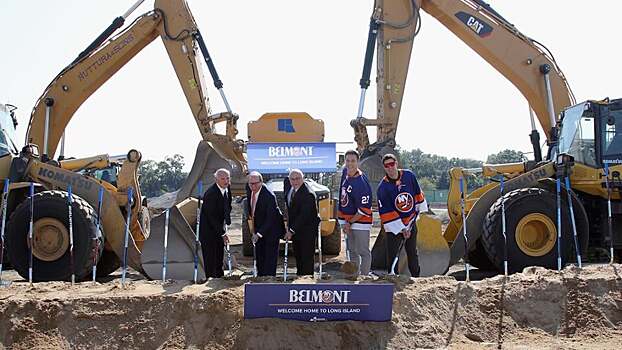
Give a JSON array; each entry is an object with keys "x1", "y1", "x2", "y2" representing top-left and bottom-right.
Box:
[
  {"x1": 284, "y1": 169, "x2": 320, "y2": 276},
  {"x1": 199, "y1": 168, "x2": 232, "y2": 278},
  {"x1": 247, "y1": 171, "x2": 285, "y2": 276}
]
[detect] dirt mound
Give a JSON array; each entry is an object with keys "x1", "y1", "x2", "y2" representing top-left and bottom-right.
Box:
[{"x1": 1, "y1": 265, "x2": 621, "y2": 349}]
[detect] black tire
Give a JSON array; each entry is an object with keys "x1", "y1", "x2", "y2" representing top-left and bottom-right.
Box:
[
  {"x1": 321, "y1": 222, "x2": 341, "y2": 255},
  {"x1": 5, "y1": 190, "x2": 103, "y2": 282},
  {"x1": 241, "y1": 198, "x2": 253, "y2": 256},
  {"x1": 467, "y1": 239, "x2": 496, "y2": 270},
  {"x1": 96, "y1": 249, "x2": 121, "y2": 277},
  {"x1": 482, "y1": 187, "x2": 583, "y2": 274}
]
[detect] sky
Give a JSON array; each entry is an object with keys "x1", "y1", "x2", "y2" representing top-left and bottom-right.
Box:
[{"x1": 1, "y1": 1, "x2": 620, "y2": 171}]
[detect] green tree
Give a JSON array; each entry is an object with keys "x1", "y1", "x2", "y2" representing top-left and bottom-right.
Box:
[
  {"x1": 486, "y1": 149, "x2": 526, "y2": 164},
  {"x1": 397, "y1": 147, "x2": 483, "y2": 190},
  {"x1": 138, "y1": 154, "x2": 188, "y2": 197}
]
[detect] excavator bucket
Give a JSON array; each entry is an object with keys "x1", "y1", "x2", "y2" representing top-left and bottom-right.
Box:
[
  {"x1": 176, "y1": 141, "x2": 247, "y2": 202},
  {"x1": 371, "y1": 213, "x2": 450, "y2": 276},
  {"x1": 358, "y1": 144, "x2": 397, "y2": 197},
  {"x1": 141, "y1": 198, "x2": 206, "y2": 281}
]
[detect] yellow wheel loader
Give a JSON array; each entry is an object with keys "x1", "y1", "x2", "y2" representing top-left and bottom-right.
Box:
[
  {"x1": 1, "y1": 103, "x2": 148, "y2": 281},
  {"x1": 4, "y1": 0, "x2": 342, "y2": 281},
  {"x1": 3, "y1": 0, "x2": 244, "y2": 281},
  {"x1": 357, "y1": 0, "x2": 621, "y2": 275}
]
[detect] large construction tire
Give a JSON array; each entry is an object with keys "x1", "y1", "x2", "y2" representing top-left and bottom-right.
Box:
[
  {"x1": 241, "y1": 198, "x2": 253, "y2": 256},
  {"x1": 6, "y1": 190, "x2": 103, "y2": 282},
  {"x1": 482, "y1": 187, "x2": 585, "y2": 273},
  {"x1": 467, "y1": 240, "x2": 496, "y2": 270},
  {"x1": 96, "y1": 249, "x2": 121, "y2": 277},
  {"x1": 321, "y1": 222, "x2": 341, "y2": 255}
]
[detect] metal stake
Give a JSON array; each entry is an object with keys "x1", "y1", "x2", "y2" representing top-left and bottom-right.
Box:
[
  {"x1": 459, "y1": 177, "x2": 470, "y2": 282},
  {"x1": 0, "y1": 179, "x2": 10, "y2": 286},
  {"x1": 162, "y1": 209, "x2": 170, "y2": 282},
  {"x1": 604, "y1": 163, "x2": 615, "y2": 264},
  {"x1": 67, "y1": 185, "x2": 75, "y2": 285},
  {"x1": 121, "y1": 187, "x2": 133, "y2": 287},
  {"x1": 500, "y1": 177, "x2": 508, "y2": 277},
  {"x1": 194, "y1": 181, "x2": 203, "y2": 283},
  {"x1": 564, "y1": 177, "x2": 582, "y2": 268},
  {"x1": 556, "y1": 178, "x2": 563, "y2": 271},
  {"x1": 92, "y1": 187, "x2": 104, "y2": 283},
  {"x1": 28, "y1": 183, "x2": 34, "y2": 285}
]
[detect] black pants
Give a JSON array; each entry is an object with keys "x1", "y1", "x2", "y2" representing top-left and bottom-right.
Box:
[
  {"x1": 256, "y1": 239, "x2": 279, "y2": 276},
  {"x1": 292, "y1": 231, "x2": 316, "y2": 276},
  {"x1": 386, "y1": 224, "x2": 420, "y2": 277},
  {"x1": 202, "y1": 235, "x2": 224, "y2": 278}
]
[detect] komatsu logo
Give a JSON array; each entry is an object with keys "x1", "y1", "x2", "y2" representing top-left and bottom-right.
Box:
[
  {"x1": 455, "y1": 11, "x2": 493, "y2": 37},
  {"x1": 289, "y1": 289, "x2": 351, "y2": 303},
  {"x1": 38, "y1": 167, "x2": 93, "y2": 190},
  {"x1": 268, "y1": 146, "x2": 313, "y2": 157}
]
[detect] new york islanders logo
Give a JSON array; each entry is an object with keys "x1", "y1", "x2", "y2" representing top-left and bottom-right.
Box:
[
  {"x1": 340, "y1": 186, "x2": 350, "y2": 207},
  {"x1": 394, "y1": 192, "x2": 414, "y2": 213}
]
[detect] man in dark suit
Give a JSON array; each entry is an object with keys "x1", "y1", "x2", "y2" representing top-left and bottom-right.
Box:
[
  {"x1": 199, "y1": 168, "x2": 232, "y2": 278},
  {"x1": 247, "y1": 171, "x2": 285, "y2": 276},
  {"x1": 284, "y1": 169, "x2": 320, "y2": 276}
]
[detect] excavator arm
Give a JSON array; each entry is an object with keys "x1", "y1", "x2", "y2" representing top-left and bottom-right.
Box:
[
  {"x1": 18, "y1": 0, "x2": 247, "y2": 281},
  {"x1": 363, "y1": 0, "x2": 579, "y2": 276},
  {"x1": 25, "y1": 0, "x2": 245, "y2": 184},
  {"x1": 354, "y1": 0, "x2": 575, "y2": 162}
]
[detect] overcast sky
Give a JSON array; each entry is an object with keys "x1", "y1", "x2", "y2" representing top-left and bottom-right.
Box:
[{"x1": 1, "y1": 1, "x2": 620, "y2": 170}]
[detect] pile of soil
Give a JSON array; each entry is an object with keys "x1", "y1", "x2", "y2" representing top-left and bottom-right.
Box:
[{"x1": 1, "y1": 264, "x2": 620, "y2": 349}]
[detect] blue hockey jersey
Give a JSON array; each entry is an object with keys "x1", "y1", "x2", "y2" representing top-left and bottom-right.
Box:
[
  {"x1": 338, "y1": 168, "x2": 373, "y2": 230},
  {"x1": 377, "y1": 169, "x2": 428, "y2": 234}
]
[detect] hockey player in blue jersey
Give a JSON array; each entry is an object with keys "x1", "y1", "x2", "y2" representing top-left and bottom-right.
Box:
[
  {"x1": 338, "y1": 150, "x2": 373, "y2": 275},
  {"x1": 377, "y1": 153, "x2": 428, "y2": 277}
]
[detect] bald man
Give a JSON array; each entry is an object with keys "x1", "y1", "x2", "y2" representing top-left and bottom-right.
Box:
[
  {"x1": 199, "y1": 168, "x2": 232, "y2": 278},
  {"x1": 284, "y1": 169, "x2": 320, "y2": 276}
]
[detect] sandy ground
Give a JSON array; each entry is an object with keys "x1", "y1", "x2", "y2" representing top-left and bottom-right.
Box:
[
  {"x1": 1, "y1": 204, "x2": 621, "y2": 349},
  {"x1": 1, "y1": 265, "x2": 621, "y2": 349}
]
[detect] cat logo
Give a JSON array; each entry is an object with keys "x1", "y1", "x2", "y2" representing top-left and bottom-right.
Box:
[
  {"x1": 394, "y1": 192, "x2": 414, "y2": 213},
  {"x1": 455, "y1": 11, "x2": 493, "y2": 38}
]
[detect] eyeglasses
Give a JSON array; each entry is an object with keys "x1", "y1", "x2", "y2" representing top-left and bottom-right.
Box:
[{"x1": 383, "y1": 161, "x2": 396, "y2": 168}]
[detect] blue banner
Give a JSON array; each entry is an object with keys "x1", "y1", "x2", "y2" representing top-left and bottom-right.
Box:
[
  {"x1": 247, "y1": 142, "x2": 336, "y2": 174},
  {"x1": 244, "y1": 283, "x2": 394, "y2": 322}
]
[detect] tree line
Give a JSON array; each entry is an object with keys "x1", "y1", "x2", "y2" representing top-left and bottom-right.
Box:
[{"x1": 138, "y1": 148, "x2": 526, "y2": 197}]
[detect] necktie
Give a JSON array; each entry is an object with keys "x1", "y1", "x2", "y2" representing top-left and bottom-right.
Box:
[{"x1": 251, "y1": 191, "x2": 257, "y2": 217}]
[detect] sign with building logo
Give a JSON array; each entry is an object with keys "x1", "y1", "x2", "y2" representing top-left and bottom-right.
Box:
[
  {"x1": 247, "y1": 142, "x2": 336, "y2": 173},
  {"x1": 244, "y1": 283, "x2": 394, "y2": 321}
]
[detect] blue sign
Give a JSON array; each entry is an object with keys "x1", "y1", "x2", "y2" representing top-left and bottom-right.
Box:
[
  {"x1": 247, "y1": 142, "x2": 337, "y2": 174},
  {"x1": 244, "y1": 283, "x2": 394, "y2": 322}
]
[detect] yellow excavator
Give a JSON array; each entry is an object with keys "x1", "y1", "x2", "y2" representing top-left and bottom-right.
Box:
[
  {"x1": 359, "y1": 0, "x2": 621, "y2": 274},
  {"x1": 3, "y1": 0, "x2": 340, "y2": 281},
  {"x1": 2, "y1": 0, "x2": 243, "y2": 281}
]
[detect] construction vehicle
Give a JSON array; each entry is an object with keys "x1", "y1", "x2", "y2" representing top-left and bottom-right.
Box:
[
  {"x1": 358, "y1": 0, "x2": 621, "y2": 274},
  {"x1": 1, "y1": 101, "x2": 148, "y2": 281},
  {"x1": 239, "y1": 112, "x2": 340, "y2": 257},
  {"x1": 4, "y1": 0, "x2": 341, "y2": 281},
  {"x1": 2, "y1": 0, "x2": 238, "y2": 281}
]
